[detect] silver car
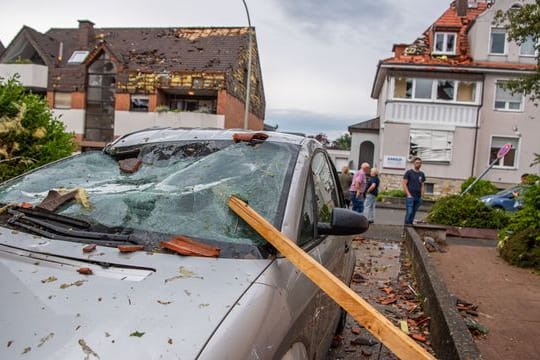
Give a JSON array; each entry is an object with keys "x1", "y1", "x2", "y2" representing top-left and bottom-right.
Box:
[{"x1": 0, "y1": 129, "x2": 367, "y2": 359}]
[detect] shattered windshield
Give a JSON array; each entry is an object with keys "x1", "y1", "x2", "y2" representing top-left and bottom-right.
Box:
[{"x1": 0, "y1": 140, "x2": 298, "y2": 257}]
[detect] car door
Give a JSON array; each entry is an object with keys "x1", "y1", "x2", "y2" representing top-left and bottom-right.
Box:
[{"x1": 303, "y1": 151, "x2": 352, "y2": 358}]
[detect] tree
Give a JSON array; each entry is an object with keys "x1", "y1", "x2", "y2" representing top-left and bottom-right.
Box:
[
  {"x1": 494, "y1": 1, "x2": 540, "y2": 102},
  {"x1": 0, "y1": 76, "x2": 75, "y2": 182},
  {"x1": 332, "y1": 133, "x2": 352, "y2": 150}
]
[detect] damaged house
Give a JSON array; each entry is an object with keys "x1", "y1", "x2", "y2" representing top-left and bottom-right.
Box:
[
  {"x1": 370, "y1": 0, "x2": 539, "y2": 193},
  {"x1": 0, "y1": 20, "x2": 265, "y2": 149}
]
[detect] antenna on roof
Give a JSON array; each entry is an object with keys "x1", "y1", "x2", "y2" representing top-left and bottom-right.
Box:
[{"x1": 58, "y1": 42, "x2": 63, "y2": 62}]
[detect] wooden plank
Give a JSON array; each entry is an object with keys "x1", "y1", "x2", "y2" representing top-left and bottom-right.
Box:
[{"x1": 228, "y1": 196, "x2": 435, "y2": 360}]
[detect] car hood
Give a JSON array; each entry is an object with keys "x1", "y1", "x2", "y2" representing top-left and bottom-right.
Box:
[{"x1": 0, "y1": 228, "x2": 271, "y2": 359}]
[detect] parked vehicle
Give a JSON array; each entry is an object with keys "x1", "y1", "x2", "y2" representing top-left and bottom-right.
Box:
[
  {"x1": 480, "y1": 185, "x2": 529, "y2": 211},
  {"x1": 0, "y1": 128, "x2": 368, "y2": 359}
]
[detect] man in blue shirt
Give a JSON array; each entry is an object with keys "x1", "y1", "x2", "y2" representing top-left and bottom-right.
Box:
[{"x1": 403, "y1": 157, "x2": 425, "y2": 225}]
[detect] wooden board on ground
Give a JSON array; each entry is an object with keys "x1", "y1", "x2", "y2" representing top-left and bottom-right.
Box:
[{"x1": 228, "y1": 196, "x2": 435, "y2": 360}]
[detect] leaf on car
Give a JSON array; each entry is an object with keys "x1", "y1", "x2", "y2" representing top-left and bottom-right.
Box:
[
  {"x1": 130, "y1": 331, "x2": 145, "y2": 338},
  {"x1": 41, "y1": 276, "x2": 58, "y2": 283},
  {"x1": 157, "y1": 300, "x2": 172, "y2": 305},
  {"x1": 60, "y1": 280, "x2": 87, "y2": 289}
]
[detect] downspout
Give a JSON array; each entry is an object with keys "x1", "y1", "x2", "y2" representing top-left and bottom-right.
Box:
[{"x1": 471, "y1": 73, "x2": 485, "y2": 177}]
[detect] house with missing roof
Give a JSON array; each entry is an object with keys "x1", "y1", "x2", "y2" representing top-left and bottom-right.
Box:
[
  {"x1": 367, "y1": 0, "x2": 539, "y2": 195},
  {"x1": 0, "y1": 20, "x2": 265, "y2": 149}
]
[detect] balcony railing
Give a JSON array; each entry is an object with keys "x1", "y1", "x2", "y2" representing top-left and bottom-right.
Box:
[
  {"x1": 0, "y1": 64, "x2": 48, "y2": 89},
  {"x1": 385, "y1": 101, "x2": 478, "y2": 127}
]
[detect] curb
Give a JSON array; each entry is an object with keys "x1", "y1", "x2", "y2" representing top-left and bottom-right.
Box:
[{"x1": 404, "y1": 226, "x2": 482, "y2": 360}]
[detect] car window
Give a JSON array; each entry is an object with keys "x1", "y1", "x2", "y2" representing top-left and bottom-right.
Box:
[
  {"x1": 298, "y1": 176, "x2": 316, "y2": 247},
  {"x1": 311, "y1": 152, "x2": 339, "y2": 223},
  {"x1": 0, "y1": 140, "x2": 298, "y2": 254}
]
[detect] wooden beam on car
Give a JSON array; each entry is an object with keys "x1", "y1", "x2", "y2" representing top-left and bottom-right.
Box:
[{"x1": 228, "y1": 195, "x2": 436, "y2": 360}]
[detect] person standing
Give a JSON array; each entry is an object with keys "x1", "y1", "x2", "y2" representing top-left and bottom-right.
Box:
[
  {"x1": 338, "y1": 166, "x2": 353, "y2": 208},
  {"x1": 403, "y1": 157, "x2": 425, "y2": 225},
  {"x1": 364, "y1": 167, "x2": 380, "y2": 224},
  {"x1": 350, "y1": 162, "x2": 370, "y2": 213}
]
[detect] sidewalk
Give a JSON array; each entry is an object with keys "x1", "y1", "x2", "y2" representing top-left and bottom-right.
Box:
[{"x1": 430, "y1": 239, "x2": 540, "y2": 360}]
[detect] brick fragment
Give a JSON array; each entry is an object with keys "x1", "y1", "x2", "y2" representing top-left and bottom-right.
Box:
[
  {"x1": 118, "y1": 245, "x2": 144, "y2": 253},
  {"x1": 77, "y1": 267, "x2": 93, "y2": 275},
  {"x1": 83, "y1": 244, "x2": 97, "y2": 253}
]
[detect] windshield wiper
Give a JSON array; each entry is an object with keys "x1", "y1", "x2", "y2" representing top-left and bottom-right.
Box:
[{"x1": 7, "y1": 209, "x2": 145, "y2": 248}]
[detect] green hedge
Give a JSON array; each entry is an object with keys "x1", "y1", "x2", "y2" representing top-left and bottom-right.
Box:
[{"x1": 427, "y1": 194, "x2": 510, "y2": 229}]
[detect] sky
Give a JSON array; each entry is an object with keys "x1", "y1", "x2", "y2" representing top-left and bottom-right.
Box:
[{"x1": 0, "y1": 0, "x2": 451, "y2": 140}]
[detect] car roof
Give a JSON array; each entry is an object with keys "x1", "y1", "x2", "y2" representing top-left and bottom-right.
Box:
[{"x1": 107, "y1": 128, "x2": 310, "y2": 150}]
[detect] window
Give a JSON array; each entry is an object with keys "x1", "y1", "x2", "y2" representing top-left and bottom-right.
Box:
[
  {"x1": 457, "y1": 81, "x2": 476, "y2": 102},
  {"x1": 437, "y1": 80, "x2": 455, "y2": 101},
  {"x1": 520, "y1": 36, "x2": 537, "y2": 56},
  {"x1": 410, "y1": 129, "x2": 453, "y2": 162},
  {"x1": 392, "y1": 77, "x2": 477, "y2": 103},
  {"x1": 490, "y1": 137, "x2": 519, "y2": 168},
  {"x1": 130, "y1": 95, "x2": 149, "y2": 111},
  {"x1": 311, "y1": 152, "x2": 339, "y2": 223},
  {"x1": 424, "y1": 183, "x2": 434, "y2": 195},
  {"x1": 415, "y1": 79, "x2": 433, "y2": 99},
  {"x1": 54, "y1": 92, "x2": 71, "y2": 109},
  {"x1": 67, "y1": 50, "x2": 89, "y2": 64},
  {"x1": 394, "y1": 77, "x2": 412, "y2": 99},
  {"x1": 494, "y1": 82, "x2": 522, "y2": 111},
  {"x1": 298, "y1": 177, "x2": 316, "y2": 247},
  {"x1": 490, "y1": 29, "x2": 506, "y2": 54},
  {"x1": 433, "y1": 32, "x2": 456, "y2": 54}
]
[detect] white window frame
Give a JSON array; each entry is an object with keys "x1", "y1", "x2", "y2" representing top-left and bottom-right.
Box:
[
  {"x1": 519, "y1": 36, "x2": 538, "y2": 57},
  {"x1": 433, "y1": 32, "x2": 457, "y2": 55},
  {"x1": 67, "y1": 50, "x2": 89, "y2": 64},
  {"x1": 489, "y1": 28, "x2": 507, "y2": 55},
  {"x1": 391, "y1": 77, "x2": 479, "y2": 104},
  {"x1": 493, "y1": 81, "x2": 523, "y2": 112},
  {"x1": 409, "y1": 129, "x2": 454, "y2": 163},
  {"x1": 489, "y1": 136, "x2": 520, "y2": 169}
]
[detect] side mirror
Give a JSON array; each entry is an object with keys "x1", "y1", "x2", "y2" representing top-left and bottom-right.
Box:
[{"x1": 318, "y1": 208, "x2": 369, "y2": 236}]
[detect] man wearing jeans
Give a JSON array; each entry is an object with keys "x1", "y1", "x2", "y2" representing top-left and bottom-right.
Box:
[{"x1": 403, "y1": 157, "x2": 425, "y2": 225}]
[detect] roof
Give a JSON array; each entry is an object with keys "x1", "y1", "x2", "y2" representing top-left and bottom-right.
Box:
[
  {"x1": 371, "y1": 1, "x2": 537, "y2": 98},
  {"x1": 348, "y1": 117, "x2": 380, "y2": 133},
  {"x1": 44, "y1": 26, "x2": 251, "y2": 73},
  {"x1": 385, "y1": 1, "x2": 488, "y2": 66},
  {"x1": 0, "y1": 40, "x2": 4, "y2": 55}
]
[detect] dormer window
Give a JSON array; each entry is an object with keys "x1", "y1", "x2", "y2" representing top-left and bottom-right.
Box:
[{"x1": 433, "y1": 32, "x2": 456, "y2": 55}]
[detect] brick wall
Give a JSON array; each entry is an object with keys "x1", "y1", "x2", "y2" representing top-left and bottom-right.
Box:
[
  {"x1": 217, "y1": 90, "x2": 263, "y2": 130},
  {"x1": 115, "y1": 93, "x2": 130, "y2": 111},
  {"x1": 71, "y1": 92, "x2": 85, "y2": 109}
]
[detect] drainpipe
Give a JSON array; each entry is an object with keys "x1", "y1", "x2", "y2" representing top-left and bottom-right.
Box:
[{"x1": 471, "y1": 74, "x2": 485, "y2": 177}]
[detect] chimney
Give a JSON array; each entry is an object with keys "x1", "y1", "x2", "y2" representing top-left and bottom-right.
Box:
[
  {"x1": 77, "y1": 20, "x2": 95, "y2": 49},
  {"x1": 456, "y1": 0, "x2": 467, "y2": 17},
  {"x1": 392, "y1": 44, "x2": 408, "y2": 58}
]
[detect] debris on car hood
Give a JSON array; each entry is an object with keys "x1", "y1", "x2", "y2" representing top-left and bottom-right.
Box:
[
  {"x1": 161, "y1": 235, "x2": 220, "y2": 257},
  {"x1": 0, "y1": 235, "x2": 271, "y2": 359}
]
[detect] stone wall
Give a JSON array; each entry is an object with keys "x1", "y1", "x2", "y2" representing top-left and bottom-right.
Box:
[{"x1": 379, "y1": 173, "x2": 464, "y2": 197}]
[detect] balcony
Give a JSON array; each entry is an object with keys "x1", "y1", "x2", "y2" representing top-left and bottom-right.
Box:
[
  {"x1": 0, "y1": 64, "x2": 48, "y2": 89},
  {"x1": 114, "y1": 111, "x2": 226, "y2": 137},
  {"x1": 385, "y1": 101, "x2": 478, "y2": 128}
]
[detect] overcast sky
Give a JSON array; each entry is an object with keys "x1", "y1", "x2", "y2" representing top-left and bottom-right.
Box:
[{"x1": 0, "y1": 0, "x2": 451, "y2": 139}]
